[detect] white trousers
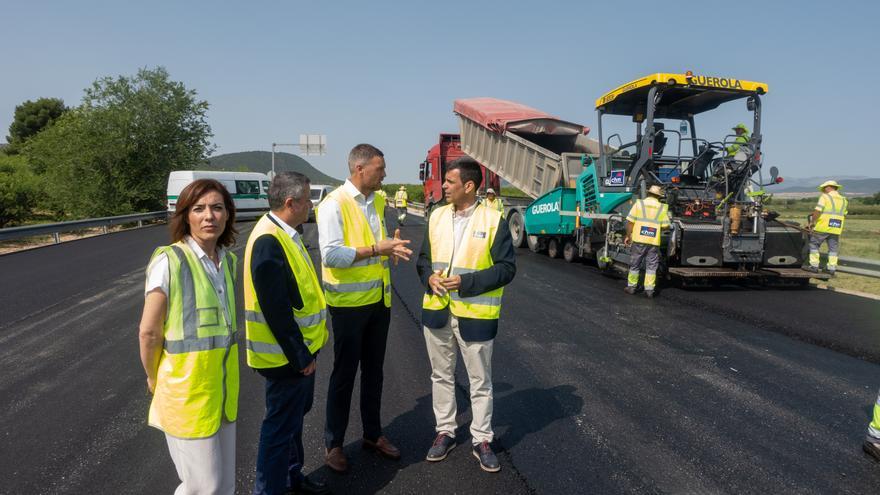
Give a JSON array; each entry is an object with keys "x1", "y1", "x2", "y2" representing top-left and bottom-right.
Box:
[
  {"x1": 423, "y1": 315, "x2": 494, "y2": 444},
  {"x1": 164, "y1": 421, "x2": 236, "y2": 495}
]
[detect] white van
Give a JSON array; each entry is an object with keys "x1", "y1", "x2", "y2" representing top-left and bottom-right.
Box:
[
  {"x1": 308, "y1": 184, "x2": 335, "y2": 222},
  {"x1": 167, "y1": 170, "x2": 270, "y2": 220}
]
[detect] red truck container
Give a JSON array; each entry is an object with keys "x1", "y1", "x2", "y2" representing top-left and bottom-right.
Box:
[{"x1": 418, "y1": 133, "x2": 500, "y2": 213}]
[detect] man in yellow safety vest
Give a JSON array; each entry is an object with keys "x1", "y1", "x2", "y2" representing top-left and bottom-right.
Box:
[
  {"x1": 726, "y1": 123, "x2": 750, "y2": 156},
  {"x1": 417, "y1": 158, "x2": 516, "y2": 473},
  {"x1": 244, "y1": 172, "x2": 331, "y2": 495},
  {"x1": 865, "y1": 389, "x2": 880, "y2": 462},
  {"x1": 624, "y1": 185, "x2": 670, "y2": 298},
  {"x1": 808, "y1": 180, "x2": 848, "y2": 275},
  {"x1": 394, "y1": 185, "x2": 408, "y2": 225},
  {"x1": 316, "y1": 144, "x2": 412, "y2": 473},
  {"x1": 484, "y1": 188, "x2": 504, "y2": 214}
]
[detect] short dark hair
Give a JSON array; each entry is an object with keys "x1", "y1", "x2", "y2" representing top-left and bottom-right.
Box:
[
  {"x1": 447, "y1": 157, "x2": 482, "y2": 190},
  {"x1": 268, "y1": 171, "x2": 310, "y2": 210},
  {"x1": 348, "y1": 143, "x2": 384, "y2": 173},
  {"x1": 170, "y1": 179, "x2": 237, "y2": 247}
]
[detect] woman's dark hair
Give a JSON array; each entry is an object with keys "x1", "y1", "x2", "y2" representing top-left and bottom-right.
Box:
[{"x1": 169, "y1": 178, "x2": 237, "y2": 247}]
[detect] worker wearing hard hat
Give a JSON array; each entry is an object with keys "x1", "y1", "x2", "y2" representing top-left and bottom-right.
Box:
[
  {"x1": 808, "y1": 180, "x2": 848, "y2": 275},
  {"x1": 484, "y1": 188, "x2": 504, "y2": 214},
  {"x1": 394, "y1": 185, "x2": 409, "y2": 226},
  {"x1": 623, "y1": 185, "x2": 670, "y2": 298},
  {"x1": 726, "y1": 123, "x2": 750, "y2": 156}
]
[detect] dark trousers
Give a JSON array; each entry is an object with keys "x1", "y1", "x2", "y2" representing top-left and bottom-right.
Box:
[
  {"x1": 324, "y1": 300, "x2": 391, "y2": 448},
  {"x1": 254, "y1": 372, "x2": 315, "y2": 495}
]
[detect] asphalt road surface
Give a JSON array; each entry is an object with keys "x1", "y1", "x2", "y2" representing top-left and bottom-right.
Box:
[{"x1": 1, "y1": 212, "x2": 879, "y2": 494}]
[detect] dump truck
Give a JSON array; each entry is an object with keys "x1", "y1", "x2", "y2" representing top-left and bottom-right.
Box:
[{"x1": 454, "y1": 73, "x2": 822, "y2": 285}]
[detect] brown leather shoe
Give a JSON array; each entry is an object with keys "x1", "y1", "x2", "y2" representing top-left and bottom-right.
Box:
[
  {"x1": 325, "y1": 447, "x2": 349, "y2": 473},
  {"x1": 362, "y1": 435, "x2": 401, "y2": 460}
]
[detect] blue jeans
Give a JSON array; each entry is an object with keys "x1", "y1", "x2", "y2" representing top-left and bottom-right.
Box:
[{"x1": 253, "y1": 372, "x2": 315, "y2": 495}]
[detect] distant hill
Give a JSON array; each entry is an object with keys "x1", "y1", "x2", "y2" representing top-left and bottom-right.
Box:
[
  {"x1": 204, "y1": 151, "x2": 342, "y2": 185},
  {"x1": 777, "y1": 177, "x2": 880, "y2": 194}
]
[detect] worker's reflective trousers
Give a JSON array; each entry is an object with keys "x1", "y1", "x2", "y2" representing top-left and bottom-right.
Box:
[
  {"x1": 868, "y1": 389, "x2": 880, "y2": 444},
  {"x1": 628, "y1": 243, "x2": 660, "y2": 291}
]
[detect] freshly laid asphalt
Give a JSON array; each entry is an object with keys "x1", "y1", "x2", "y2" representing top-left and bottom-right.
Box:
[{"x1": 1, "y1": 212, "x2": 879, "y2": 494}]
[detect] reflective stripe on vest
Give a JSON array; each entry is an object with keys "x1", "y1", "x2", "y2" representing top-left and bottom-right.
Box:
[
  {"x1": 243, "y1": 215, "x2": 329, "y2": 369},
  {"x1": 630, "y1": 199, "x2": 669, "y2": 247},
  {"x1": 814, "y1": 192, "x2": 847, "y2": 235},
  {"x1": 147, "y1": 242, "x2": 239, "y2": 439},
  {"x1": 422, "y1": 203, "x2": 503, "y2": 320},
  {"x1": 319, "y1": 187, "x2": 391, "y2": 307}
]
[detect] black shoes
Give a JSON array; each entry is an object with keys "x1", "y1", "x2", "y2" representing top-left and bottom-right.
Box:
[
  {"x1": 289, "y1": 475, "x2": 330, "y2": 495},
  {"x1": 864, "y1": 440, "x2": 880, "y2": 462}
]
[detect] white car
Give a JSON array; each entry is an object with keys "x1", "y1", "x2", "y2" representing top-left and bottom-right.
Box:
[{"x1": 308, "y1": 185, "x2": 334, "y2": 222}]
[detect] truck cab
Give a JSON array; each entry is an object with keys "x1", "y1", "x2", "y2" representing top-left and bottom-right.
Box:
[{"x1": 419, "y1": 133, "x2": 500, "y2": 214}]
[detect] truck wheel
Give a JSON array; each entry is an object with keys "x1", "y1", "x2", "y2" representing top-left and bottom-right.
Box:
[
  {"x1": 508, "y1": 210, "x2": 526, "y2": 248},
  {"x1": 527, "y1": 234, "x2": 545, "y2": 253},
  {"x1": 547, "y1": 238, "x2": 561, "y2": 259},
  {"x1": 563, "y1": 240, "x2": 579, "y2": 262}
]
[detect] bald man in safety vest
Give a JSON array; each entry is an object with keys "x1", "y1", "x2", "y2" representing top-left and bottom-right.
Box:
[
  {"x1": 808, "y1": 180, "x2": 848, "y2": 275},
  {"x1": 624, "y1": 185, "x2": 670, "y2": 298}
]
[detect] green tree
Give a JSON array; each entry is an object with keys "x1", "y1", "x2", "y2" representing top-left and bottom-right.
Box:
[
  {"x1": 25, "y1": 67, "x2": 214, "y2": 218},
  {"x1": 5, "y1": 97, "x2": 68, "y2": 154},
  {"x1": 0, "y1": 154, "x2": 39, "y2": 227}
]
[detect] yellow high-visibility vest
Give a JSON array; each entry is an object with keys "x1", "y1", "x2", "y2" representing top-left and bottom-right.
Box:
[
  {"x1": 147, "y1": 242, "x2": 239, "y2": 439},
  {"x1": 394, "y1": 190, "x2": 408, "y2": 208},
  {"x1": 319, "y1": 187, "x2": 391, "y2": 307},
  {"x1": 243, "y1": 215, "x2": 329, "y2": 369},
  {"x1": 485, "y1": 197, "x2": 504, "y2": 213},
  {"x1": 627, "y1": 198, "x2": 670, "y2": 246},
  {"x1": 814, "y1": 191, "x2": 848, "y2": 235},
  {"x1": 422, "y1": 203, "x2": 503, "y2": 320}
]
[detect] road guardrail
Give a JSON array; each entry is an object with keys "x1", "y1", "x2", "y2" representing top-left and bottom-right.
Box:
[
  {"x1": 820, "y1": 254, "x2": 880, "y2": 279},
  {"x1": 4, "y1": 206, "x2": 878, "y2": 279},
  {"x1": 0, "y1": 211, "x2": 168, "y2": 244}
]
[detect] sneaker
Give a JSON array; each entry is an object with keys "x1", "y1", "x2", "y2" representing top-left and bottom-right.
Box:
[
  {"x1": 623, "y1": 286, "x2": 637, "y2": 295},
  {"x1": 827, "y1": 269, "x2": 836, "y2": 277},
  {"x1": 472, "y1": 441, "x2": 501, "y2": 473},
  {"x1": 805, "y1": 266, "x2": 820, "y2": 273},
  {"x1": 426, "y1": 433, "x2": 456, "y2": 462},
  {"x1": 645, "y1": 290, "x2": 655, "y2": 299}
]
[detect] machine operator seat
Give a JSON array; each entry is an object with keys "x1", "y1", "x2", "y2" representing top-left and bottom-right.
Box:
[{"x1": 652, "y1": 122, "x2": 667, "y2": 156}]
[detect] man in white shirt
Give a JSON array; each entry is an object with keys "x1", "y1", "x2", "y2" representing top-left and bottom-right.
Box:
[{"x1": 316, "y1": 144, "x2": 412, "y2": 472}]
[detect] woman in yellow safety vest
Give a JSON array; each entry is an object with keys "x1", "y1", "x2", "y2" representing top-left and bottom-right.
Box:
[{"x1": 138, "y1": 179, "x2": 240, "y2": 495}]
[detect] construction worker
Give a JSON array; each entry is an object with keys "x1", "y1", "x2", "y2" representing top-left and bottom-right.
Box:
[
  {"x1": 417, "y1": 157, "x2": 516, "y2": 473},
  {"x1": 316, "y1": 144, "x2": 412, "y2": 473},
  {"x1": 139, "y1": 179, "x2": 239, "y2": 495},
  {"x1": 623, "y1": 185, "x2": 670, "y2": 298},
  {"x1": 394, "y1": 185, "x2": 408, "y2": 225},
  {"x1": 726, "y1": 123, "x2": 750, "y2": 156},
  {"x1": 484, "y1": 188, "x2": 504, "y2": 214},
  {"x1": 865, "y1": 389, "x2": 880, "y2": 462},
  {"x1": 808, "y1": 180, "x2": 848, "y2": 275},
  {"x1": 245, "y1": 172, "x2": 330, "y2": 495}
]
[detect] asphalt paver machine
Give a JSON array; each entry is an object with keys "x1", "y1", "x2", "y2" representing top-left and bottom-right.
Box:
[{"x1": 590, "y1": 72, "x2": 822, "y2": 284}]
